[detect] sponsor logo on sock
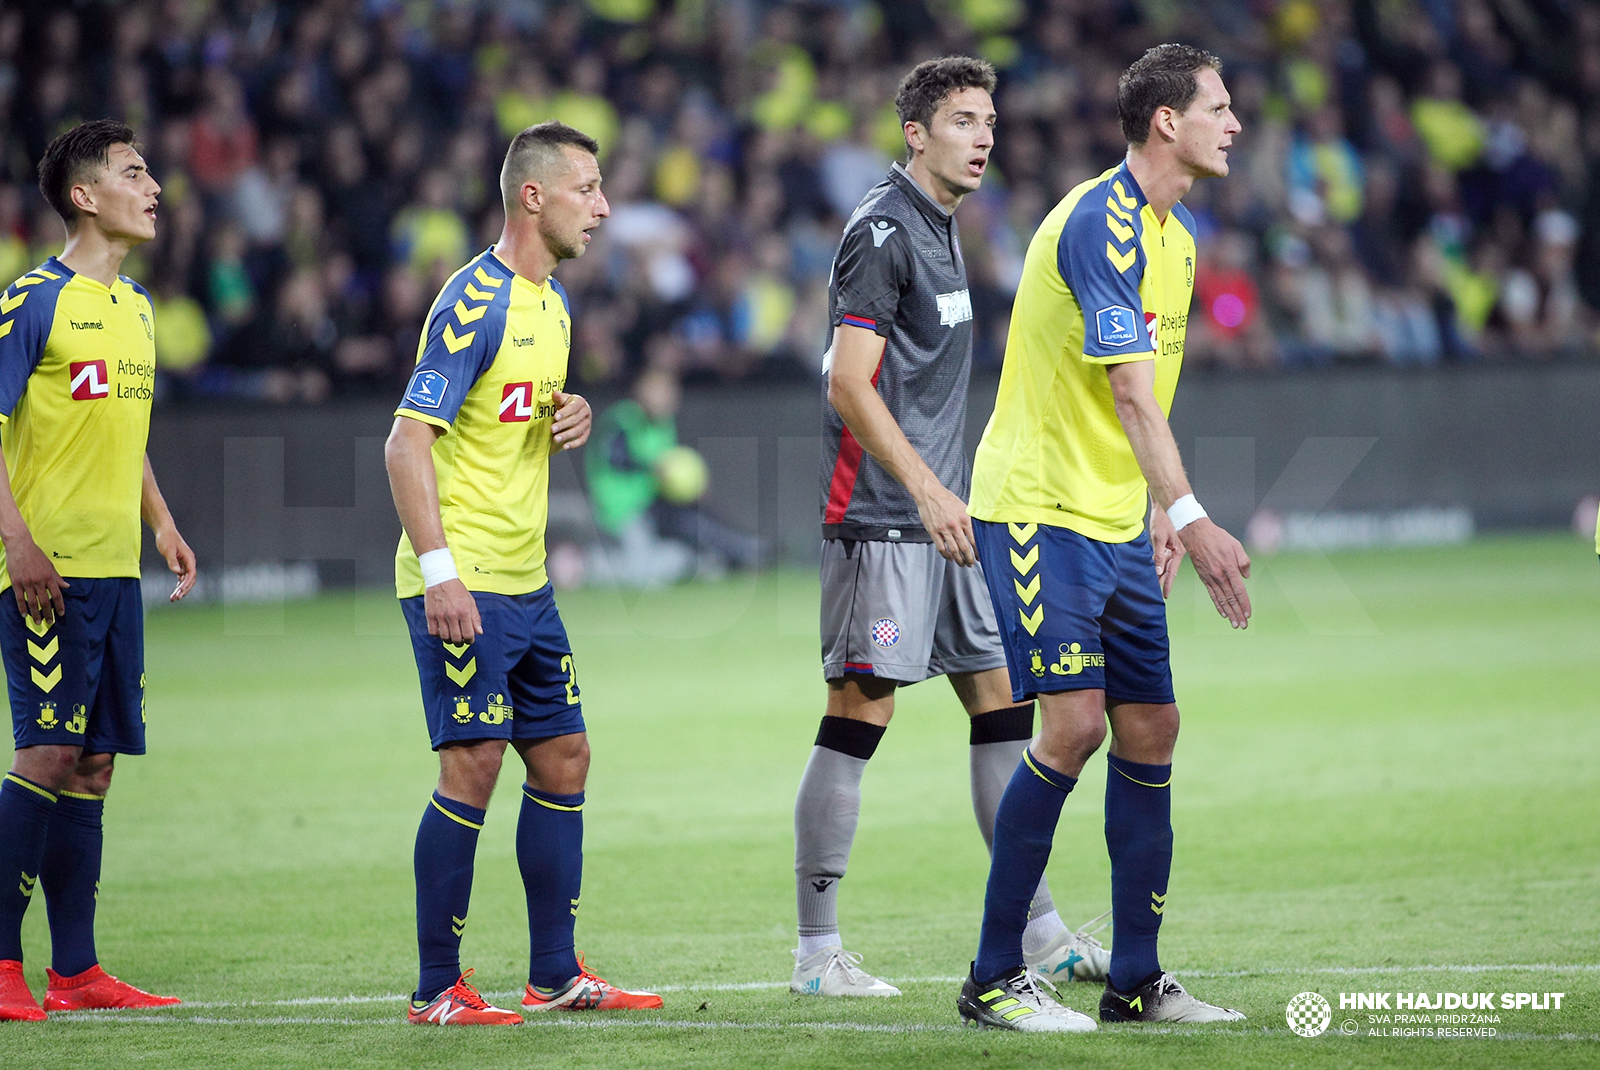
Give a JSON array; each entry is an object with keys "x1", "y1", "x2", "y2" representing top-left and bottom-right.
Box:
[{"x1": 810, "y1": 878, "x2": 833, "y2": 893}]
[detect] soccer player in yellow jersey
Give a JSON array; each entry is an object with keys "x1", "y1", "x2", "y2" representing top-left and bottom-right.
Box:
[
  {"x1": 956, "y1": 46, "x2": 1254, "y2": 1031},
  {"x1": 0, "y1": 119, "x2": 196, "y2": 1021},
  {"x1": 386, "y1": 121, "x2": 659, "y2": 1026}
]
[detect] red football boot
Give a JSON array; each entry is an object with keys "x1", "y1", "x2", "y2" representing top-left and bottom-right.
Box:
[
  {"x1": 522, "y1": 952, "x2": 663, "y2": 1011},
  {"x1": 407, "y1": 969, "x2": 523, "y2": 1026},
  {"x1": 0, "y1": 960, "x2": 46, "y2": 1021},
  {"x1": 43, "y1": 965, "x2": 182, "y2": 1011}
]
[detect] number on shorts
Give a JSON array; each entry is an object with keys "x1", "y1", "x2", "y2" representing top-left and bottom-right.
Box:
[{"x1": 560, "y1": 654, "x2": 579, "y2": 704}]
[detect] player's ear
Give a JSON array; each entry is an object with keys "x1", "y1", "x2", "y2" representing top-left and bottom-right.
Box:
[
  {"x1": 69, "y1": 181, "x2": 98, "y2": 219},
  {"x1": 522, "y1": 179, "x2": 543, "y2": 216},
  {"x1": 1151, "y1": 105, "x2": 1179, "y2": 144},
  {"x1": 904, "y1": 120, "x2": 925, "y2": 157}
]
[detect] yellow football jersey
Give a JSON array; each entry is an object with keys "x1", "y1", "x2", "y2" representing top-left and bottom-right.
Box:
[
  {"x1": 0, "y1": 257, "x2": 156, "y2": 583},
  {"x1": 970, "y1": 162, "x2": 1196, "y2": 543},
  {"x1": 394, "y1": 249, "x2": 573, "y2": 598}
]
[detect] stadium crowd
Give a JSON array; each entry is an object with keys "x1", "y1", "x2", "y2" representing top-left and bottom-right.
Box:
[{"x1": 1, "y1": 0, "x2": 1598, "y2": 401}]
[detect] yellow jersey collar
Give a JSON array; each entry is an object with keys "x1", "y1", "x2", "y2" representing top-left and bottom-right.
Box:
[{"x1": 482, "y1": 248, "x2": 549, "y2": 297}]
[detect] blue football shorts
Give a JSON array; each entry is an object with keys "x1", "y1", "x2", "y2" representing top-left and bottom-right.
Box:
[
  {"x1": 401, "y1": 585, "x2": 585, "y2": 750},
  {"x1": 973, "y1": 520, "x2": 1175, "y2": 706},
  {"x1": 2, "y1": 577, "x2": 146, "y2": 754}
]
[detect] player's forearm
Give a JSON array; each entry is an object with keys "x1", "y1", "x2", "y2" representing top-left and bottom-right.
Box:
[
  {"x1": 1112, "y1": 383, "x2": 1190, "y2": 511},
  {"x1": 829, "y1": 377, "x2": 944, "y2": 502},
  {"x1": 0, "y1": 456, "x2": 33, "y2": 548},
  {"x1": 385, "y1": 420, "x2": 449, "y2": 554},
  {"x1": 140, "y1": 455, "x2": 179, "y2": 537}
]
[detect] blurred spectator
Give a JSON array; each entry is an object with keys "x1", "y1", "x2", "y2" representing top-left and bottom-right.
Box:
[
  {"x1": 586, "y1": 367, "x2": 764, "y2": 585},
  {"x1": 1189, "y1": 230, "x2": 1276, "y2": 370}
]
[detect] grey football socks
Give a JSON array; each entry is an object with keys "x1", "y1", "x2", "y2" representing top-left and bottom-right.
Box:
[
  {"x1": 794, "y1": 716, "x2": 885, "y2": 949},
  {"x1": 969, "y1": 705, "x2": 1066, "y2": 953}
]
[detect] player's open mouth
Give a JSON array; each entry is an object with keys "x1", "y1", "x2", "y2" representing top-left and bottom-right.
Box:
[{"x1": 968, "y1": 157, "x2": 987, "y2": 176}]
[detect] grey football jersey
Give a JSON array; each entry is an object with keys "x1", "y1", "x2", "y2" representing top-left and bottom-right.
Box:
[{"x1": 820, "y1": 164, "x2": 975, "y2": 541}]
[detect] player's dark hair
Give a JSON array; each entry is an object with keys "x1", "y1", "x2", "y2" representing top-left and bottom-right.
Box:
[
  {"x1": 894, "y1": 56, "x2": 997, "y2": 156},
  {"x1": 500, "y1": 121, "x2": 602, "y2": 208},
  {"x1": 1117, "y1": 43, "x2": 1222, "y2": 145},
  {"x1": 37, "y1": 118, "x2": 141, "y2": 225}
]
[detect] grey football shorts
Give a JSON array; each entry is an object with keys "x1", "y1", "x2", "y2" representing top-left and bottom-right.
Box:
[{"x1": 819, "y1": 538, "x2": 1007, "y2": 684}]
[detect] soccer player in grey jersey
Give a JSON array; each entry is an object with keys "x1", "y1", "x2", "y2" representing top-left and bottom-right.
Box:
[{"x1": 791, "y1": 56, "x2": 1111, "y2": 997}]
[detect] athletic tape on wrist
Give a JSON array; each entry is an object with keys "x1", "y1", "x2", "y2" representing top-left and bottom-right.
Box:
[
  {"x1": 1166, "y1": 494, "x2": 1208, "y2": 532},
  {"x1": 418, "y1": 548, "x2": 458, "y2": 588}
]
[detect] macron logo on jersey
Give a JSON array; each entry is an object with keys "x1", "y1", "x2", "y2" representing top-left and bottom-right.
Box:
[
  {"x1": 936, "y1": 289, "x2": 973, "y2": 327},
  {"x1": 500, "y1": 382, "x2": 534, "y2": 422},
  {"x1": 69, "y1": 360, "x2": 109, "y2": 400},
  {"x1": 405, "y1": 370, "x2": 449, "y2": 409},
  {"x1": 1095, "y1": 306, "x2": 1140, "y2": 347},
  {"x1": 869, "y1": 221, "x2": 897, "y2": 247}
]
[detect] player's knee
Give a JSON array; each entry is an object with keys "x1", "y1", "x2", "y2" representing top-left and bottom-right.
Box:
[
  {"x1": 9, "y1": 745, "x2": 83, "y2": 792},
  {"x1": 69, "y1": 753, "x2": 115, "y2": 796},
  {"x1": 438, "y1": 741, "x2": 505, "y2": 803}
]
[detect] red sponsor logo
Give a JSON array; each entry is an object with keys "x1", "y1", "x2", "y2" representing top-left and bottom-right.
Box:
[
  {"x1": 1144, "y1": 310, "x2": 1158, "y2": 350},
  {"x1": 499, "y1": 381, "x2": 534, "y2": 422},
  {"x1": 69, "y1": 360, "x2": 109, "y2": 400}
]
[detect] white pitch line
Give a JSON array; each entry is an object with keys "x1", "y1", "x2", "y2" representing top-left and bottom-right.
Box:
[
  {"x1": 1177, "y1": 963, "x2": 1600, "y2": 979},
  {"x1": 50, "y1": 1014, "x2": 967, "y2": 1034},
  {"x1": 43, "y1": 1015, "x2": 1600, "y2": 1042},
  {"x1": 120, "y1": 963, "x2": 1600, "y2": 1012}
]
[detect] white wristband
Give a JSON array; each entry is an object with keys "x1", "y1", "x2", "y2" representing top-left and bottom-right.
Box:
[
  {"x1": 418, "y1": 547, "x2": 458, "y2": 588},
  {"x1": 1165, "y1": 494, "x2": 1208, "y2": 532}
]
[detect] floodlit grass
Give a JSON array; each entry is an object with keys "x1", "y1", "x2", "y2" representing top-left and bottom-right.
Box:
[{"x1": 0, "y1": 534, "x2": 1596, "y2": 1068}]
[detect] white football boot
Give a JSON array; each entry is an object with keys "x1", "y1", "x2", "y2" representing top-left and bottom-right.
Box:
[{"x1": 790, "y1": 947, "x2": 902, "y2": 996}]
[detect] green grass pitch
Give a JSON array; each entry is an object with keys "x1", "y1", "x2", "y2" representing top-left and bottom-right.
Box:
[{"x1": 0, "y1": 534, "x2": 1596, "y2": 1068}]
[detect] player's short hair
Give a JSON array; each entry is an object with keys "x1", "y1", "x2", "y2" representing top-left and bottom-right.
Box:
[
  {"x1": 500, "y1": 122, "x2": 601, "y2": 209},
  {"x1": 1117, "y1": 43, "x2": 1223, "y2": 146},
  {"x1": 37, "y1": 118, "x2": 140, "y2": 225},
  {"x1": 894, "y1": 56, "x2": 997, "y2": 154}
]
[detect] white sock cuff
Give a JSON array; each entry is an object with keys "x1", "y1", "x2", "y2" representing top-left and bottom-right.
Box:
[{"x1": 797, "y1": 933, "x2": 842, "y2": 958}]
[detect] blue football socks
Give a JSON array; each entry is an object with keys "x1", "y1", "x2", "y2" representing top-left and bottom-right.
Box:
[
  {"x1": 413, "y1": 791, "x2": 485, "y2": 1003},
  {"x1": 973, "y1": 749, "x2": 1077, "y2": 984},
  {"x1": 518, "y1": 786, "x2": 584, "y2": 990},
  {"x1": 40, "y1": 792, "x2": 104, "y2": 977},
  {"x1": 1105, "y1": 753, "x2": 1173, "y2": 992},
  {"x1": 0, "y1": 774, "x2": 57, "y2": 963}
]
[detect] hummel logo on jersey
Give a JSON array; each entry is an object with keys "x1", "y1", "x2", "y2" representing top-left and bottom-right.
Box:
[
  {"x1": 500, "y1": 382, "x2": 534, "y2": 422},
  {"x1": 936, "y1": 289, "x2": 972, "y2": 327},
  {"x1": 869, "y1": 221, "x2": 897, "y2": 247},
  {"x1": 69, "y1": 360, "x2": 109, "y2": 400},
  {"x1": 68, "y1": 319, "x2": 104, "y2": 330}
]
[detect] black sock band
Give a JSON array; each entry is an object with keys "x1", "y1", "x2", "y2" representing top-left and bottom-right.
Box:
[
  {"x1": 815, "y1": 716, "x2": 886, "y2": 760},
  {"x1": 969, "y1": 704, "x2": 1034, "y2": 746}
]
